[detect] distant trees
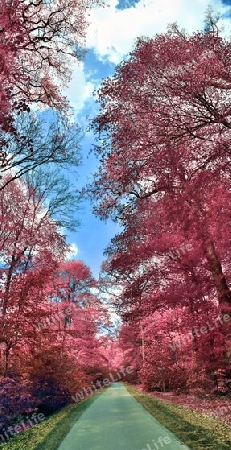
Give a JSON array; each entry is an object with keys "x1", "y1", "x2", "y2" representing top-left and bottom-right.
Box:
[{"x1": 91, "y1": 25, "x2": 231, "y2": 392}]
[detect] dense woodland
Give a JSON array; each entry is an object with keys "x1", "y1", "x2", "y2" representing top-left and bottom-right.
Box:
[
  {"x1": 0, "y1": 0, "x2": 114, "y2": 435},
  {"x1": 1, "y1": 0, "x2": 231, "y2": 440},
  {"x1": 91, "y1": 21, "x2": 231, "y2": 394}
]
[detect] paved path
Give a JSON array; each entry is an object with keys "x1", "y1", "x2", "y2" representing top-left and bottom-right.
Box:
[{"x1": 58, "y1": 382, "x2": 190, "y2": 450}]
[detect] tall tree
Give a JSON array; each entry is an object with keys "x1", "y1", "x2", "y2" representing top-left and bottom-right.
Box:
[
  {"x1": 90, "y1": 27, "x2": 231, "y2": 316},
  {"x1": 87, "y1": 25, "x2": 231, "y2": 390},
  {"x1": 0, "y1": 0, "x2": 100, "y2": 186},
  {"x1": 0, "y1": 0, "x2": 99, "y2": 119},
  {"x1": 0, "y1": 174, "x2": 68, "y2": 376}
]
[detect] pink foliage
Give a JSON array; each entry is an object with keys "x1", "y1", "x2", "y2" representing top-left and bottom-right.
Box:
[{"x1": 92, "y1": 28, "x2": 231, "y2": 392}]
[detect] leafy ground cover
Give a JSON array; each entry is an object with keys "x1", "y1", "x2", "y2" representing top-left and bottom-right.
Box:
[
  {"x1": 127, "y1": 385, "x2": 231, "y2": 450},
  {"x1": 0, "y1": 391, "x2": 102, "y2": 450},
  {"x1": 149, "y1": 390, "x2": 231, "y2": 425}
]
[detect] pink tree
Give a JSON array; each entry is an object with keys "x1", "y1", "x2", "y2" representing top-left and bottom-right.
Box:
[
  {"x1": 91, "y1": 28, "x2": 231, "y2": 311},
  {"x1": 90, "y1": 26, "x2": 231, "y2": 390}
]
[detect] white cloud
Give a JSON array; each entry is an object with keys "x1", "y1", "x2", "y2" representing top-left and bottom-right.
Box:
[
  {"x1": 66, "y1": 243, "x2": 79, "y2": 259},
  {"x1": 64, "y1": 0, "x2": 231, "y2": 114},
  {"x1": 64, "y1": 61, "x2": 95, "y2": 112},
  {"x1": 87, "y1": 0, "x2": 229, "y2": 64}
]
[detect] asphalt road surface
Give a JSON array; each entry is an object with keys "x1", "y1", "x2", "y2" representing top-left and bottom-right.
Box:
[{"x1": 57, "y1": 382, "x2": 190, "y2": 450}]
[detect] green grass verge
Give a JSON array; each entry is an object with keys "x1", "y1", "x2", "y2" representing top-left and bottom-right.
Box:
[
  {"x1": 126, "y1": 384, "x2": 231, "y2": 450},
  {"x1": 0, "y1": 391, "x2": 103, "y2": 450}
]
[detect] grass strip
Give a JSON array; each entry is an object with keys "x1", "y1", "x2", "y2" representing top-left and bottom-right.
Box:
[
  {"x1": 126, "y1": 384, "x2": 231, "y2": 450},
  {"x1": 0, "y1": 391, "x2": 102, "y2": 450}
]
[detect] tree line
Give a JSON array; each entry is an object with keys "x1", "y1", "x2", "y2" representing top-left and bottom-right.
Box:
[
  {"x1": 0, "y1": 0, "x2": 114, "y2": 437},
  {"x1": 89, "y1": 18, "x2": 231, "y2": 393}
]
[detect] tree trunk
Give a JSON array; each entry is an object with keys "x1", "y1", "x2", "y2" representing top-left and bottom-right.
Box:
[
  {"x1": 205, "y1": 241, "x2": 231, "y2": 310},
  {"x1": 141, "y1": 325, "x2": 145, "y2": 363},
  {"x1": 205, "y1": 240, "x2": 231, "y2": 368},
  {"x1": 3, "y1": 345, "x2": 10, "y2": 378}
]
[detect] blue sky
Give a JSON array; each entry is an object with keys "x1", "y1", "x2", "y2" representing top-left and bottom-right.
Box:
[{"x1": 63, "y1": 0, "x2": 231, "y2": 279}]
